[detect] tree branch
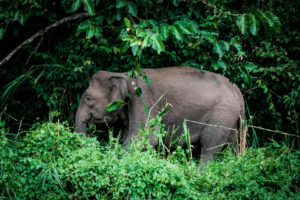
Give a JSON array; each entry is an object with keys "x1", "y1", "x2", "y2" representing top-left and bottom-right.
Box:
[
  {"x1": 0, "y1": 12, "x2": 92, "y2": 67},
  {"x1": 26, "y1": 32, "x2": 44, "y2": 64}
]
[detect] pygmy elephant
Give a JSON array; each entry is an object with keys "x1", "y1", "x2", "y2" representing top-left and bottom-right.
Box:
[{"x1": 75, "y1": 66, "x2": 245, "y2": 164}]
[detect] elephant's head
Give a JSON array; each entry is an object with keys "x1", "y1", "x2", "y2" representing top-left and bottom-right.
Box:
[{"x1": 75, "y1": 71, "x2": 129, "y2": 135}]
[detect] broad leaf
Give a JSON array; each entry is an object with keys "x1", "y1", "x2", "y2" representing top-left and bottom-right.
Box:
[
  {"x1": 211, "y1": 60, "x2": 219, "y2": 70},
  {"x1": 160, "y1": 24, "x2": 169, "y2": 40},
  {"x1": 218, "y1": 60, "x2": 227, "y2": 70},
  {"x1": 94, "y1": 27, "x2": 102, "y2": 37},
  {"x1": 213, "y1": 40, "x2": 225, "y2": 57},
  {"x1": 83, "y1": 0, "x2": 95, "y2": 16},
  {"x1": 172, "y1": 0, "x2": 180, "y2": 6},
  {"x1": 11, "y1": 10, "x2": 20, "y2": 21},
  {"x1": 124, "y1": 17, "x2": 131, "y2": 27},
  {"x1": 170, "y1": 24, "x2": 183, "y2": 41},
  {"x1": 105, "y1": 102, "x2": 119, "y2": 113},
  {"x1": 269, "y1": 11, "x2": 281, "y2": 32},
  {"x1": 0, "y1": 28, "x2": 5, "y2": 40},
  {"x1": 132, "y1": 45, "x2": 139, "y2": 56},
  {"x1": 151, "y1": 34, "x2": 165, "y2": 54},
  {"x1": 19, "y1": 13, "x2": 27, "y2": 25},
  {"x1": 32, "y1": 0, "x2": 42, "y2": 8},
  {"x1": 67, "y1": 0, "x2": 81, "y2": 13},
  {"x1": 241, "y1": 62, "x2": 257, "y2": 72},
  {"x1": 119, "y1": 41, "x2": 130, "y2": 54},
  {"x1": 141, "y1": 36, "x2": 151, "y2": 49},
  {"x1": 175, "y1": 21, "x2": 194, "y2": 34},
  {"x1": 143, "y1": 76, "x2": 152, "y2": 86},
  {"x1": 147, "y1": 19, "x2": 158, "y2": 28},
  {"x1": 94, "y1": 15, "x2": 105, "y2": 24},
  {"x1": 189, "y1": 20, "x2": 200, "y2": 34},
  {"x1": 78, "y1": 20, "x2": 91, "y2": 29},
  {"x1": 116, "y1": 9, "x2": 122, "y2": 21},
  {"x1": 116, "y1": 0, "x2": 127, "y2": 8},
  {"x1": 136, "y1": 28, "x2": 145, "y2": 37},
  {"x1": 249, "y1": 13, "x2": 261, "y2": 35},
  {"x1": 86, "y1": 26, "x2": 95, "y2": 39},
  {"x1": 127, "y1": 2, "x2": 137, "y2": 17},
  {"x1": 130, "y1": 39, "x2": 139, "y2": 47},
  {"x1": 260, "y1": 17, "x2": 272, "y2": 36},
  {"x1": 262, "y1": 11, "x2": 274, "y2": 27},
  {"x1": 236, "y1": 14, "x2": 248, "y2": 34}
]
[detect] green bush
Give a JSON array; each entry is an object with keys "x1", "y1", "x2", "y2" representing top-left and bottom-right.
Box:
[{"x1": 1, "y1": 121, "x2": 299, "y2": 199}]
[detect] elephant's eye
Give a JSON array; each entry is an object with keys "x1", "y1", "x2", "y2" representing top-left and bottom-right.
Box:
[{"x1": 86, "y1": 97, "x2": 91, "y2": 101}]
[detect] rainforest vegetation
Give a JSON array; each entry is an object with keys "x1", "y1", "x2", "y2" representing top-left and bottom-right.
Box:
[{"x1": 0, "y1": 0, "x2": 299, "y2": 199}]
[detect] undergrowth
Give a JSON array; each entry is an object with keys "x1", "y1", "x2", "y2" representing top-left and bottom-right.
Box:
[{"x1": 1, "y1": 121, "x2": 299, "y2": 199}]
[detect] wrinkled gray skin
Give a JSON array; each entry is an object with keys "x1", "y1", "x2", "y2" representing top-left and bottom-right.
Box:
[{"x1": 75, "y1": 66, "x2": 245, "y2": 164}]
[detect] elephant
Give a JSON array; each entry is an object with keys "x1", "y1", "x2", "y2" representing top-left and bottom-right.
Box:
[{"x1": 75, "y1": 66, "x2": 245, "y2": 164}]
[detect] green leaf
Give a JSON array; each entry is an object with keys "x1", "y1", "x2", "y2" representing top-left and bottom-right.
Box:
[
  {"x1": 78, "y1": 20, "x2": 91, "y2": 29},
  {"x1": 130, "y1": 39, "x2": 139, "y2": 47},
  {"x1": 32, "y1": 0, "x2": 42, "y2": 8},
  {"x1": 241, "y1": 62, "x2": 257, "y2": 72},
  {"x1": 172, "y1": 0, "x2": 180, "y2": 6},
  {"x1": 135, "y1": 87, "x2": 142, "y2": 97},
  {"x1": 236, "y1": 14, "x2": 248, "y2": 34},
  {"x1": 213, "y1": 40, "x2": 225, "y2": 57},
  {"x1": 224, "y1": 41, "x2": 229, "y2": 51},
  {"x1": 82, "y1": 0, "x2": 95, "y2": 16},
  {"x1": 132, "y1": 45, "x2": 139, "y2": 56},
  {"x1": 107, "y1": 13, "x2": 116, "y2": 24},
  {"x1": 260, "y1": 17, "x2": 272, "y2": 36},
  {"x1": 249, "y1": 13, "x2": 261, "y2": 35},
  {"x1": 262, "y1": 11, "x2": 274, "y2": 27},
  {"x1": 218, "y1": 60, "x2": 227, "y2": 70},
  {"x1": 268, "y1": 11, "x2": 281, "y2": 32},
  {"x1": 95, "y1": 27, "x2": 102, "y2": 37},
  {"x1": 11, "y1": 10, "x2": 20, "y2": 21},
  {"x1": 151, "y1": 34, "x2": 165, "y2": 54},
  {"x1": 116, "y1": 0, "x2": 127, "y2": 8},
  {"x1": 19, "y1": 13, "x2": 27, "y2": 25},
  {"x1": 0, "y1": 28, "x2": 5, "y2": 40},
  {"x1": 189, "y1": 20, "x2": 200, "y2": 34},
  {"x1": 140, "y1": 19, "x2": 147, "y2": 28},
  {"x1": 241, "y1": 72, "x2": 252, "y2": 85},
  {"x1": 141, "y1": 36, "x2": 151, "y2": 49},
  {"x1": 119, "y1": 41, "x2": 130, "y2": 54},
  {"x1": 68, "y1": 0, "x2": 81, "y2": 12},
  {"x1": 104, "y1": 102, "x2": 119, "y2": 113},
  {"x1": 170, "y1": 24, "x2": 183, "y2": 41},
  {"x1": 175, "y1": 21, "x2": 194, "y2": 34},
  {"x1": 116, "y1": 9, "x2": 122, "y2": 21},
  {"x1": 127, "y1": 2, "x2": 137, "y2": 17},
  {"x1": 143, "y1": 76, "x2": 152, "y2": 86},
  {"x1": 86, "y1": 26, "x2": 95, "y2": 39},
  {"x1": 94, "y1": 15, "x2": 105, "y2": 24},
  {"x1": 148, "y1": 19, "x2": 158, "y2": 29},
  {"x1": 160, "y1": 24, "x2": 169, "y2": 40},
  {"x1": 136, "y1": 28, "x2": 145, "y2": 37},
  {"x1": 211, "y1": 60, "x2": 219, "y2": 70},
  {"x1": 124, "y1": 17, "x2": 131, "y2": 28},
  {"x1": 205, "y1": 34, "x2": 215, "y2": 43}
]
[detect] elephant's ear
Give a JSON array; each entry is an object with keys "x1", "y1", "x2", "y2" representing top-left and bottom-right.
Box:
[{"x1": 109, "y1": 77, "x2": 128, "y2": 102}]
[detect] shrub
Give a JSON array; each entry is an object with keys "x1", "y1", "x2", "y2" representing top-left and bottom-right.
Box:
[{"x1": 1, "y1": 121, "x2": 299, "y2": 199}]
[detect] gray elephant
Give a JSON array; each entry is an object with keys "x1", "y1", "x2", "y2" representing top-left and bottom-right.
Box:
[{"x1": 75, "y1": 66, "x2": 245, "y2": 164}]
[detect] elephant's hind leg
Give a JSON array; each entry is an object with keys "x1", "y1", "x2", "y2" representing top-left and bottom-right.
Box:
[{"x1": 198, "y1": 117, "x2": 235, "y2": 167}]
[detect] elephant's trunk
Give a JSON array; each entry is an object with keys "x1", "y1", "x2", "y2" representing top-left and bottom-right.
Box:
[{"x1": 75, "y1": 105, "x2": 89, "y2": 135}]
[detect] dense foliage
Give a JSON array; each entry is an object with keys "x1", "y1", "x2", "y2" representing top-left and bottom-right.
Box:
[
  {"x1": 0, "y1": 0, "x2": 299, "y2": 144},
  {"x1": 0, "y1": 0, "x2": 300, "y2": 197},
  {"x1": 1, "y1": 122, "x2": 299, "y2": 199}
]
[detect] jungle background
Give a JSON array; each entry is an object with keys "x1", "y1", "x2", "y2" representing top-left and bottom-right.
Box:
[{"x1": 0, "y1": 0, "x2": 299, "y2": 199}]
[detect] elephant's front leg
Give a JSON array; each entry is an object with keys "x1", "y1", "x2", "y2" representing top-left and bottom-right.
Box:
[{"x1": 125, "y1": 114, "x2": 159, "y2": 149}]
